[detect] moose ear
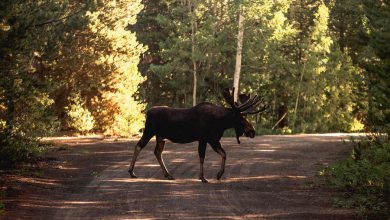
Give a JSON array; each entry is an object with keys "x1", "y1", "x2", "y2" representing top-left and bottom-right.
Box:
[{"x1": 222, "y1": 88, "x2": 236, "y2": 108}]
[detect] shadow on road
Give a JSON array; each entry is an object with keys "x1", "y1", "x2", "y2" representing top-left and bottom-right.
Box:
[{"x1": 3, "y1": 134, "x2": 361, "y2": 219}]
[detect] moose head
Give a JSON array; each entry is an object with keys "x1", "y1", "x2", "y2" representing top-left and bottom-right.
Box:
[{"x1": 222, "y1": 88, "x2": 269, "y2": 144}]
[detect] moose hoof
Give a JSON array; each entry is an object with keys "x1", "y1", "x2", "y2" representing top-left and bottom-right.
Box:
[
  {"x1": 129, "y1": 171, "x2": 137, "y2": 178},
  {"x1": 165, "y1": 174, "x2": 175, "y2": 180},
  {"x1": 217, "y1": 171, "x2": 224, "y2": 180},
  {"x1": 199, "y1": 177, "x2": 208, "y2": 183}
]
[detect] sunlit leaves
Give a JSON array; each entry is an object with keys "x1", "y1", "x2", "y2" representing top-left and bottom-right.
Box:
[
  {"x1": 269, "y1": 11, "x2": 297, "y2": 41},
  {"x1": 65, "y1": 93, "x2": 95, "y2": 134},
  {"x1": 1, "y1": 0, "x2": 147, "y2": 139},
  {"x1": 66, "y1": 0, "x2": 147, "y2": 135},
  {"x1": 135, "y1": 0, "x2": 364, "y2": 132},
  {"x1": 311, "y1": 2, "x2": 332, "y2": 54}
]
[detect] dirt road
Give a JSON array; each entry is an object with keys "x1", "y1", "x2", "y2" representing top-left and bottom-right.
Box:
[{"x1": 3, "y1": 134, "x2": 360, "y2": 219}]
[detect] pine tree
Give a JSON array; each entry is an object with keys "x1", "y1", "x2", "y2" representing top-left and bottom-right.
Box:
[{"x1": 363, "y1": 0, "x2": 390, "y2": 134}]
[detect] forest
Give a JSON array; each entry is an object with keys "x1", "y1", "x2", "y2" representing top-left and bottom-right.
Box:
[{"x1": 0, "y1": 0, "x2": 389, "y2": 217}]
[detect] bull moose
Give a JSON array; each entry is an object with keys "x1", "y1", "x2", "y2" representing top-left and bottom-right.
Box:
[{"x1": 128, "y1": 88, "x2": 268, "y2": 183}]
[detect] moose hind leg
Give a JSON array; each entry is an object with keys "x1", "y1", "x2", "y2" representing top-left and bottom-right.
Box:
[
  {"x1": 128, "y1": 134, "x2": 153, "y2": 178},
  {"x1": 198, "y1": 141, "x2": 208, "y2": 183},
  {"x1": 154, "y1": 136, "x2": 174, "y2": 180},
  {"x1": 209, "y1": 141, "x2": 226, "y2": 180}
]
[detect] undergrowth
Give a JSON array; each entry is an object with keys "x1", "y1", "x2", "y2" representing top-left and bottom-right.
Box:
[
  {"x1": 320, "y1": 134, "x2": 390, "y2": 219},
  {"x1": 0, "y1": 131, "x2": 48, "y2": 169}
]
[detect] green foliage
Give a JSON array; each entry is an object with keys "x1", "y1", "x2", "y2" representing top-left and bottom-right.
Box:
[
  {"x1": 1, "y1": 0, "x2": 145, "y2": 134},
  {"x1": 135, "y1": 0, "x2": 239, "y2": 107},
  {"x1": 0, "y1": 130, "x2": 45, "y2": 168},
  {"x1": 362, "y1": 0, "x2": 390, "y2": 135},
  {"x1": 65, "y1": 94, "x2": 95, "y2": 134},
  {"x1": 321, "y1": 136, "x2": 390, "y2": 218},
  {"x1": 0, "y1": 0, "x2": 63, "y2": 167},
  {"x1": 136, "y1": 0, "x2": 362, "y2": 133},
  {"x1": 1, "y1": 0, "x2": 146, "y2": 166},
  {"x1": 84, "y1": 0, "x2": 146, "y2": 136}
]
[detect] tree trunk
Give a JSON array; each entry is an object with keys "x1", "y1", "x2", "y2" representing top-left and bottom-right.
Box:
[
  {"x1": 233, "y1": 9, "x2": 244, "y2": 102},
  {"x1": 190, "y1": 1, "x2": 197, "y2": 106},
  {"x1": 5, "y1": 83, "x2": 15, "y2": 131},
  {"x1": 292, "y1": 62, "x2": 306, "y2": 129}
]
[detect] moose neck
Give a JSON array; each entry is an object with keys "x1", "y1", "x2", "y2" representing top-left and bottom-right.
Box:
[{"x1": 222, "y1": 108, "x2": 238, "y2": 130}]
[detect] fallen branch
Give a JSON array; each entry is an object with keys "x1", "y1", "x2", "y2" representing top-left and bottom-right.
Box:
[{"x1": 272, "y1": 111, "x2": 288, "y2": 130}]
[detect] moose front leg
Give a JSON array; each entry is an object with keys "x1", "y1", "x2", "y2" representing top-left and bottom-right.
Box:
[
  {"x1": 154, "y1": 136, "x2": 174, "y2": 180},
  {"x1": 198, "y1": 141, "x2": 208, "y2": 183},
  {"x1": 209, "y1": 141, "x2": 226, "y2": 180}
]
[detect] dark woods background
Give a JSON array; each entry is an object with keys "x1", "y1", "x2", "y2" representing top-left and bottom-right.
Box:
[
  {"x1": 134, "y1": 0, "x2": 389, "y2": 134},
  {"x1": 0, "y1": 0, "x2": 389, "y2": 167}
]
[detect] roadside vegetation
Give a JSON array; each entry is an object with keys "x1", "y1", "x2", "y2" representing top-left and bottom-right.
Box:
[{"x1": 321, "y1": 135, "x2": 390, "y2": 218}]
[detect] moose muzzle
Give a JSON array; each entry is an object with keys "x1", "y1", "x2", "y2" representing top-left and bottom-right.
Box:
[{"x1": 245, "y1": 129, "x2": 255, "y2": 138}]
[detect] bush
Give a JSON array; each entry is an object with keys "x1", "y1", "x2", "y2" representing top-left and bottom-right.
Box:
[
  {"x1": 0, "y1": 130, "x2": 45, "y2": 169},
  {"x1": 65, "y1": 94, "x2": 95, "y2": 134},
  {"x1": 321, "y1": 135, "x2": 390, "y2": 219}
]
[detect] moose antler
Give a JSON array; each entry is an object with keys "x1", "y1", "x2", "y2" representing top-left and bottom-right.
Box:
[
  {"x1": 241, "y1": 103, "x2": 269, "y2": 115},
  {"x1": 239, "y1": 95, "x2": 269, "y2": 115},
  {"x1": 222, "y1": 88, "x2": 269, "y2": 115},
  {"x1": 238, "y1": 95, "x2": 261, "y2": 112},
  {"x1": 222, "y1": 87, "x2": 236, "y2": 108}
]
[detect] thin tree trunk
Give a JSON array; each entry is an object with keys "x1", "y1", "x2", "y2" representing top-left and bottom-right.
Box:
[
  {"x1": 293, "y1": 62, "x2": 306, "y2": 129},
  {"x1": 190, "y1": 1, "x2": 197, "y2": 106},
  {"x1": 192, "y1": 46, "x2": 197, "y2": 106},
  {"x1": 233, "y1": 9, "x2": 244, "y2": 102},
  {"x1": 5, "y1": 82, "x2": 15, "y2": 131}
]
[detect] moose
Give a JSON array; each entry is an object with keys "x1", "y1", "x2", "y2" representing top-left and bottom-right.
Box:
[{"x1": 128, "y1": 88, "x2": 268, "y2": 183}]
